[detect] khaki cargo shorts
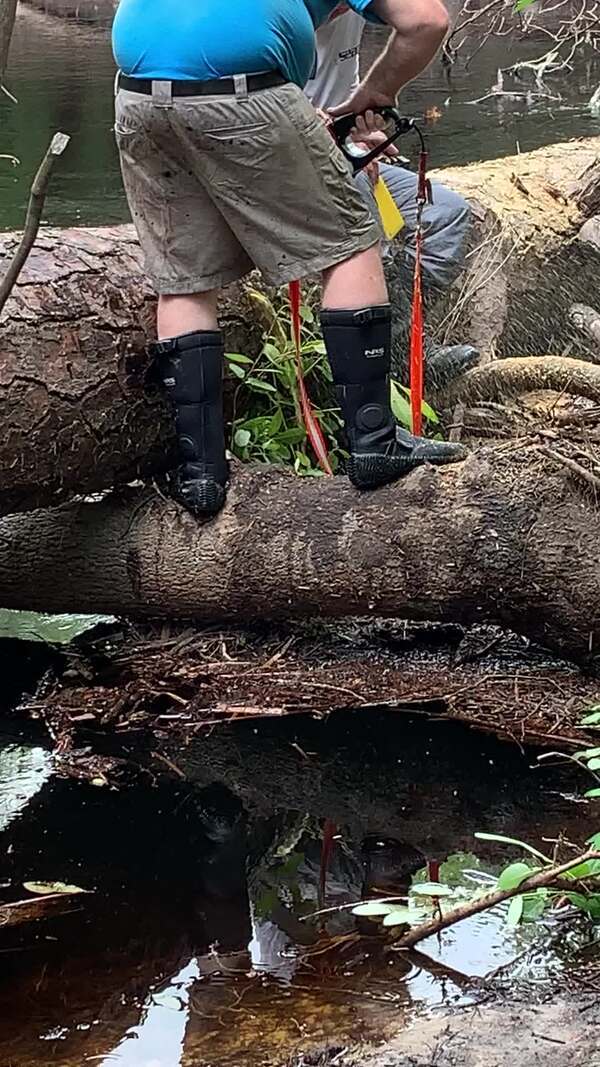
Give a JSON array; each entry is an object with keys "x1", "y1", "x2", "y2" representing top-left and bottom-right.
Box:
[{"x1": 114, "y1": 80, "x2": 380, "y2": 294}]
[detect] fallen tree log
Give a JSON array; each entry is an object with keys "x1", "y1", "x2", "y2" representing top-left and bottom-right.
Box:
[
  {"x1": 0, "y1": 447, "x2": 598, "y2": 663},
  {"x1": 0, "y1": 227, "x2": 261, "y2": 513},
  {"x1": 427, "y1": 136, "x2": 600, "y2": 359},
  {"x1": 1, "y1": 137, "x2": 600, "y2": 511}
]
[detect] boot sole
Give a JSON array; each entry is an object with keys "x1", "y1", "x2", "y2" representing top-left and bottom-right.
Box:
[
  {"x1": 172, "y1": 477, "x2": 226, "y2": 518},
  {"x1": 348, "y1": 449, "x2": 465, "y2": 489}
]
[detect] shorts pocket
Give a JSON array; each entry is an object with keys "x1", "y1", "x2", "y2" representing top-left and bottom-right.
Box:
[{"x1": 205, "y1": 121, "x2": 269, "y2": 141}]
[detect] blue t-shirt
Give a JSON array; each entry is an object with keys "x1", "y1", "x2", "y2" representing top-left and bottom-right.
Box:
[{"x1": 112, "y1": 1, "x2": 382, "y2": 87}]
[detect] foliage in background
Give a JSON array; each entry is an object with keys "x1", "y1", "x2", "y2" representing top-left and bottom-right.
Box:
[
  {"x1": 0, "y1": 609, "x2": 114, "y2": 644},
  {"x1": 226, "y1": 286, "x2": 439, "y2": 476}
]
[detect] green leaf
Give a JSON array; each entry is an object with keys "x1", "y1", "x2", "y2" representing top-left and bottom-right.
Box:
[
  {"x1": 263, "y1": 342, "x2": 282, "y2": 362},
  {"x1": 588, "y1": 758, "x2": 600, "y2": 771},
  {"x1": 514, "y1": 0, "x2": 536, "y2": 11},
  {"x1": 507, "y1": 895, "x2": 524, "y2": 926},
  {"x1": 229, "y1": 363, "x2": 246, "y2": 380},
  {"x1": 382, "y1": 906, "x2": 428, "y2": 927},
  {"x1": 584, "y1": 788, "x2": 600, "y2": 798},
  {"x1": 521, "y1": 890, "x2": 548, "y2": 922},
  {"x1": 587, "y1": 832, "x2": 600, "y2": 849},
  {"x1": 580, "y1": 710, "x2": 600, "y2": 725},
  {"x1": 268, "y1": 408, "x2": 284, "y2": 435},
  {"x1": 24, "y1": 881, "x2": 86, "y2": 896},
  {"x1": 226, "y1": 352, "x2": 253, "y2": 365},
  {"x1": 300, "y1": 305, "x2": 315, "y2": 324},
  {"x1": 390, "y1": 381, "x2": 412, "y2": 428},
  {"x1": 410, "y1": 882, "x2": 454, "y2": 898},
  {"x1": 497, "y1": 862, "x2": 536, "y2": 891},
  {"x1": 234, "y1": 428, "x2": 251, "y2": 449},
  {"x1": 566, "y1": 892, "x2": 600, "y2": 919},
  {"x1": 421, "y1": 399, "x2": 440, "y2": 424},
  {"x1": 246, "y1": 377, "x2": 278, "y2": 393},
  {"x1": 351, "y1": 901, "x2": 397, "y2": 917},
  {"x1": 275, "y1": 428, "x2": 306, "y2": 445},
  {"x1": 562, "y1": 859, "x2": 600, "y2": 879},
  {"x1": 573, "y1": 748, "x2": 600, "y2": 759},
  {"x1": 302, "y1": 340, "x2": 327, "y2": 356},
  {"x1": 413, "y1": 852, "x2": 482, "y2": 890},
  {"x1": 474, "y1": 832, "x2": 550, "y2": 864}
]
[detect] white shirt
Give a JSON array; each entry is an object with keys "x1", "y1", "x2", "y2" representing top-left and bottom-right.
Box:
[{"x1": 305, "y1": 9, "x2": 364, "y2": 111}]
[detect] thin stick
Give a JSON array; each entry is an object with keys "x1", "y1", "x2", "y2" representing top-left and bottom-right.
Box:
[
  {"x1": 0, "y1": 890, "x2": 87, "y2": 929},
  {"x1": 0, "y1": 131, "x2": 70, "y2": 314},
  {"x1": 538, "y1": 445, "x2": 600, "y2": 495},
  {"x1": 391, "y1": 849, "x2": 600, "y2": 951},
  {"x1": 0, "y1": 0, "x2": 17, "y2": 87}
]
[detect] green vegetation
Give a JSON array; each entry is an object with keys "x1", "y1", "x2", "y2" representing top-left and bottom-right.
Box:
[
  {"x1": 226, "y1": 285, "x2": 439, "y2": 476},
  {"x1": 352, "y1": 718, "x2": 600, "y2": 935}
]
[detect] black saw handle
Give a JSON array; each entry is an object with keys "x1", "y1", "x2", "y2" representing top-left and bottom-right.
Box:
[{"x1": 330, "y1": 107, "x2": 414, "y2": 174}]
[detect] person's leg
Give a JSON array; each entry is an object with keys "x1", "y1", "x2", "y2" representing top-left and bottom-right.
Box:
[
  {"x1": 153, "y1": 288, "x2": 228, "y2": 517},
  {"x1": 368, "y1": 165, "x2": 471, "y2": 289},
  {"x1": 320, "y1": 247, "x2": 466, "y2": 491},
  {"x1": 322, "y1": 244, "x2": 388, "y2": 309},
  {"x1": 157, "y1": 291, "x2": 219, "y2": 339},
  {"x1": 115, "y1": 88, "x2": 253, "y2": 519}
]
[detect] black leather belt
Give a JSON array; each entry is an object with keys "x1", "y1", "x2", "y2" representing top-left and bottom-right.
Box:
[{"x1": 118, "y1": 70, "x2": 286, "y2": 97}]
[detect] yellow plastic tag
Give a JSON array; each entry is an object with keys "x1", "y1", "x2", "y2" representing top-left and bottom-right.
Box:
[{"x1": 374, "y1": 177, "x2": 405, "y2": 240}]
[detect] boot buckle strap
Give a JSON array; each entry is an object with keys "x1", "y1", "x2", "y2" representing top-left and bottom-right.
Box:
[
  {"x1": 352, "y1": 306, "x2": 390, "y2": 326},
  {"x1": 151, "y1": 337, "x2": 178, "y2": 357}
]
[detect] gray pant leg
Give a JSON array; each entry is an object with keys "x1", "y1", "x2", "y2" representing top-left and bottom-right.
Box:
[{"x1": 354, "y1": 164, "x2": 471, "y2": 290}]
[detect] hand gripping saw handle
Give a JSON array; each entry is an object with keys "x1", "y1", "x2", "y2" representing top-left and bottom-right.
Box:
[{"x1": 329, "y1": 106, "x2": 417, "y2": 175}]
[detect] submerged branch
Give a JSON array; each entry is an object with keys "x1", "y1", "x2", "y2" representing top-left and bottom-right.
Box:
[{"x1": 391, "y1": 849, "x2": 600, "y2": 951}]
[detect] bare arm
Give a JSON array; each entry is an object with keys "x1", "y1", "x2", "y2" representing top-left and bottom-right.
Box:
[{"x1": 328, "y1": 0, "x2": 449, "y2": 116}]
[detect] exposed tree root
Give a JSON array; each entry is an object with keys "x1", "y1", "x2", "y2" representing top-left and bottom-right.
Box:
[{"x1": 448, "y1": 355, "x2": 600, "y2": 406}]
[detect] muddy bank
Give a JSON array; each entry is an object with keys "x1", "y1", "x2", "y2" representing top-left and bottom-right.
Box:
[{"x1": 329, "y1": 995, "x2": 600, "y2": 1067}]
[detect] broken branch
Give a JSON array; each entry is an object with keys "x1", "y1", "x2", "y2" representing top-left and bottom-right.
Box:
[{"x1": 0, "y1": 131, "x2": 70, "y2": 314}]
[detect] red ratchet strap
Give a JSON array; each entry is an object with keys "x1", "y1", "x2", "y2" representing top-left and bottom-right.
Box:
[
  {"x1": 289, "y1": 279, "x2": 333, "y2": 476},
  {"x1": 409, "y1": 148, "x2": 432, "y2": 436}
]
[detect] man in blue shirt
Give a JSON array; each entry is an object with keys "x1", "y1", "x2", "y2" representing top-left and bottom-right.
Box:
[{"x1": 112, "y1": 0, "x2": 465, "y2": 518}]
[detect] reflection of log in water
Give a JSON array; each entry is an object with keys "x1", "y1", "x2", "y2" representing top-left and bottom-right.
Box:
[{"x1": 0, "y1": 710, "x2": 594, "y2": 1066}]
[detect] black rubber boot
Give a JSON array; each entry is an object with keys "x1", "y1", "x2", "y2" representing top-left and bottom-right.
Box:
[
  {"x1": 152, "y1": 329, "x2": 228, "y2": 518},
  {"x1": 320, "y1": 305, "x2": 466, "y2": 490},
  {"x1": 426, "y1": 341, "x2": 480, "y2": 390}
]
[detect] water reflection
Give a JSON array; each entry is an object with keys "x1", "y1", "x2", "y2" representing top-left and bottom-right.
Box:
[
  {"x1": 0, "y1": 741, "x2": 52, "y2": 832},
  {"x1": 103, "y1": 958, "x2": 200, "y2": 1067},
  {"x1": 0, "y1": 713, "x2": 597, "y2": 1066}
]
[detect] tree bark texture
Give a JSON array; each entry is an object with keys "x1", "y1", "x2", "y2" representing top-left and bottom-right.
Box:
[
  {"x1": 1, "y1": 139, "x2": 599, "y2": 511},
  {"x1": 0, "y1": 449, "x2": 598, "y2": 664},
  {"x1": 0, "y1": 226, "x2": 260, "y2": 512},
  {"x1": 425, "y1": 136, "x2": 600, "y2": 359}
]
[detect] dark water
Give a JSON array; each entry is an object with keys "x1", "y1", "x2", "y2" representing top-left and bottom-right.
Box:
[
  {"x1": 1, "y1": 710, "x2": 598, "y2": 1067},
  {"x1": 2, "y1": 8, "x2": 600, "y2": 231}
]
